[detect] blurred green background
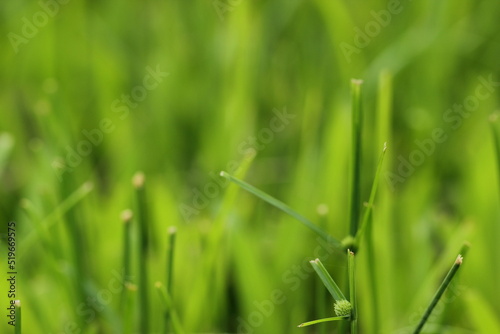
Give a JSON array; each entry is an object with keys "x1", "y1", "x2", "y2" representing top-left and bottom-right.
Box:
[{"x1": 1, "y1": 0, "x2": 500, "y2": 333}]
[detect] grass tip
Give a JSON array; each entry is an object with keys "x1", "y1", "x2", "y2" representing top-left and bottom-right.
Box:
[
  {"x1": 316, "y1": 203, "x2": 329, "y2": 216},
  {"x1": 125, "y1": 282, "x2": 138, "y2": 291},
  {"x1": 351, "y1": 79, "x2": 364, "y2": 85},
  {"x1": 168, "y1": 226, "x2": 177, "y2": 235},
  {"x1": 348, "y1": 249, "x2": 355, "y2": 256},
  {"x1": 154, "y1": 281, "x2": 163, "y2": 289},
  {"x1": 132, "y1": 171, "x2": 145, "y2": 188},
  {"x1": 83, "y1": 181, "x2": 94, "y2": 191},
  {"x1": 489, "y1": 112, "x2": 499, "y2": 123},
  {"x1": 14, "y1": 300, "x2": 21, "y2": 307},
  {"x1": 310, "y1": 258, "x2": 320, "y2": 264},
  {"x1": 121, "y1": 209, "x2": 133, "y2": 222},
  {"x1": 456, "y1": 254, "x2": 463, "y2": 265},
  {"x1": 383, "y1": 142, "x2": 388, "y2": 152}
]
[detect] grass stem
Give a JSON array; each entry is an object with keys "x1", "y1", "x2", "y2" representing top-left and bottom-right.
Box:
[
  {"x1": 220, "y1": 171, "x2": 340, "y2": 247},
  {"x1": 413, "y1": 254, "x2": 465, "y2": 334},
  {"x1": 349, "y1": 79, "x2": 363, "y2": 237},
  {"x1": 348, "y1": 250, "x2": 357, "y2": 334},
  {"x1": 15, "y1": 300, "x2": 21, "y2": 334},
  {"x1": 133, "y1": 172, "x2": 150, "y2": 334}
]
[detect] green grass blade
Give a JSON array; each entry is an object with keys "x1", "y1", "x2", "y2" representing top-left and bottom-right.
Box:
[
  {"x1": 15, "y1": 300, "x2": 21, "y2": 334},
  {"x1": 20, "y1": 181, "x2": 94, "y2": 258},
  {"x1": 133, "y1": 172, "x2": 150, "y2": 334},
  {"x1": 354, "y1": 143, "x2": 387, "y2": 245},
  {"x1": 155, "y1": 282, "x2": 185, "y2": 334},
  {"x1": 349, "y1": 79, "x2": 363, "y2": 237},
  {"x1": 310, "y1": 258, "x2": 346, "y2": 301},
  {"x1": 220, "y1": 171, "x2": 340, "y2": 247},
  {"x1": 298, "y1": 316, "x2": 349, "y2": 327},
  {"x1": 490, "y1": 113, "x2": 500, "y2": 195},
  {"x1": 348, "y1": 250, "x2": 357, "y2": 334},
  {"x1": 413, "y1": 254, "x2": 465, "y2": 334},
  {"x1": 165, "y1": 226, "x2": 177, "y2": 333}
]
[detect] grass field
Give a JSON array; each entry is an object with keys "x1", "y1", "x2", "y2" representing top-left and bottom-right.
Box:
[{"x1": 1, "y1": 0, "x2": 500, "y2": 333}]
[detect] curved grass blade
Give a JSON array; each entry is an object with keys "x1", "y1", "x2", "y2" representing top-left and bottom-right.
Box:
[
  {"x1": 354, "y1": 142, "x2": 387, "y2": 245},
  {"x1": 310, "y1": 258, "x2": 346, "y2": 301},
  {"x1": 413, "y1": 254, "x2": 465, "y2": 334},
  {"x1": 220, "y1": 171, "x2": 340, "y2": 247},
  {"x1": 298, "y1": 316, "x2": 349, "y2": 328}
]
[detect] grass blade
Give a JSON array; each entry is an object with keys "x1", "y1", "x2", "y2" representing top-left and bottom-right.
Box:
[
  {"x1": 355, "y1": 142, "x2": 387, "y2": 245},
  {"x1": 298, "y1": 316, "x2": 349, "y2": 327},
  {"x1": 490, "y1": 113, "x2": 500, "y2": 195},
  {"x1": 310, "y1": 258, "x2": 346, "y2": 302},
  {"x1": 220, "y1": 171, "x2": 340, "y2": 247},
  {"x1": 413, "y1": 254, "x2": 465, "y2": 334},
  {"x1": 155, "y1": 282, "x2": 185, "y2": 334},
  {"x1": 165, "y1": 226, "x2": 177, "y2": 333},
  {"x1": 15, "y1": 300, "x2": 21, "y2": 334},
  {"x1": 133, "y1": 172, "x2": 150, "y2": 334},
  {"x1": 348, "y1": 250, "x2": 357, "y2": 334},
  {"x1": 349, "y1": 79, "x2": 363, "y2": 237}
]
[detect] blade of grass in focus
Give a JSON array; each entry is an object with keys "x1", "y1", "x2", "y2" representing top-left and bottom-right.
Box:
[
  {"x1": 220, "y1": 171, "x2": 341, "y2": 247},
  {"x1": 413, "y1": 253, "x2": 466, "y2": 334},
  {"x1": 349, "y1": 79, "x2": 363, "y2": 237},
  {"x1": 309, "y1": 258, "x2": 346, "y2": 302}
]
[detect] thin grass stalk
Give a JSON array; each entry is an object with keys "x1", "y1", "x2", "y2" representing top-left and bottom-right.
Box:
[
  {"x1": 354, "y1": 143, "x2": 386, "y2": 332},
  {"x1": 155, "y1": 282, "x2": 185, "y2": 334},
  {"x1": 348, "y1": 250, "x2": 357, "y2": 334},
  {"x1": 120, "y1": 209, "x2": 133, "y2": 334},
  {"x1": 220, "y1": 172, "x2": 340, "y2": 247},
  {"x1": 297, "y1": 316, "x2": 349, "y2": 327},
  {"x1": 15, "y1": 300, "x2": 21, "y2": 334},
  {"x1": 133, "y1": 172, "x2": 150, "y2": 334},
  {"x1": 165, "y1": 226, "x2": 177, "y2": 333},
  {"x1": 490, "y1": 113, "x2": 500, "y2": 195},
  {"x1": 413, "y1": 254, "x2": 465, "y2": 334},
  {"x1": 20, "y1": 181, "x2": 93, "y2": 259},
  {"x1": 349, "y1": 79, "x2": 363, "y2": 237},
  {"x1": 310, "y1": 258, "x2": 347, "y2": 301}
]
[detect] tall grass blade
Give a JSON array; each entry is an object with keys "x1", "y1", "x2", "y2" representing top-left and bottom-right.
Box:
[
  {"x1": 413, "y1": 254, "x2": 465, "y2": 334},
  {"x1": 490, "y1": 113, "x2": 500, "y2": 195},
  {"x1": 349, "y1": 79, "x2": 363, "y2": 237},
  {"x1": 309, "y1": 258, "x2": 346, "y2": 301},
  {"x1": 354, "y1": 143, "x2": 387, "y2": 245},
  {"x1": 297, "y1": 316, "x2": 349, "y2": 327},
  {"x1": 220, "y1": 171, "x2": 340, "y2": 247},
  {"x1": 165, "y1": 226, "x2": 177, "y2": 333},
  {"x1": 348, "y1": 250, "x2": 357, "y2": 334},
  {"x1": 155, "y1": 282, "x2": 185, "y2": 334},
  {"x1": 15, "y1": 300, "x2": 21, "y2": 334},
  {"x1": 120, "y1": 209, "x2": 134, "y2": 334},
  {"x1": 133, "y1": 172, "x2": 150, "y2": 334},
  {"x1": 21, "y1": 181, "x2": 94, "y2": 257}
]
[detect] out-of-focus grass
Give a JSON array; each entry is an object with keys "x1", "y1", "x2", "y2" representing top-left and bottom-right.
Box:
[{"x1": 0, "y1": 0, "x2": 499, "y2": 333}]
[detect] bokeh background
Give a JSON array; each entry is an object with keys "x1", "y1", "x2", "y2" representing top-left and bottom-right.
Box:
[{"x1": 1, "y1": 0, "x2": 500, "y2": 333}]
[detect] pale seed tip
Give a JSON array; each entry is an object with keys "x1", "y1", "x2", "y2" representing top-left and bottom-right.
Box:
[
  {"x1": 121, "y1": 209, "x2": 133, "y2": 223},
  {"x1": 132, "y1": 171, "x2": 145, "y2": 188},
  {"x1": 155, "y1": 281, "x2": 162, "y2": 288},
  {"x1": 456, "y1": 254, "x2": 463, "y2": 265},
  {"x1": 316, "y1": 203, "x2": 329, "y2": 216},
  {"x1": 168, "y1": 226, "x2": 177, "y2": 234},
  {"x1": 14, "y1": 300, "x2": 21, "y2": 307}
]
